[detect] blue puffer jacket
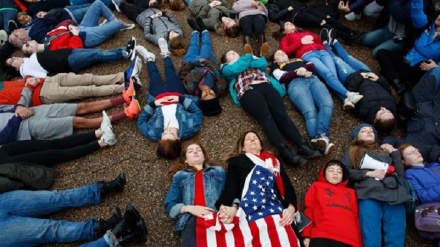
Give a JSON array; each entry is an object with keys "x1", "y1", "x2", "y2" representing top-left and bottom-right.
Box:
[
  {"x1": 404, "y1": 0, "x2": 440, "y2": 66},
  {"x1": 164, "y1": 165, "x2": 226, "y2": 232},
  {"x1": 221, "y1": 54, "x2": 286, "y2": 106},
  {"x1": 137, "y1": 94, "x2": 202, "y2": 142},
  {"x1": 383, "y1": 68, "x2": 440, "y2": 162},
  {"x1": 405, "y1": 162, "x2": 440, "y2": 203}
]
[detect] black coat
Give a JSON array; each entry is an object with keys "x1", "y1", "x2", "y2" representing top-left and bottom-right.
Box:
[
  {"x1": 0, "y1": 162, "x2": 58, "y2": 194},
  {"x1": 345, "y1": 71, "x2": 397, "y2": 124}
]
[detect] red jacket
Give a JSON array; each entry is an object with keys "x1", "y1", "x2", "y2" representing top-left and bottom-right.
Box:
[
  {"x1": 302, "y1": 163, "x2": 362, "y2": 247},
  {"x1": 280, "y1": 31, "x2": 326, "y2": 58},
  {"x1": 0, "y1": 79, "x2": 44, "y2": 106},
  {"x1": 46, "y1": 21, "x2": 84, "y2": 51}
]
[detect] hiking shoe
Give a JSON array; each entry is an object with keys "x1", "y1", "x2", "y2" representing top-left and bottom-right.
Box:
[
  {"x1": 126, "y1": 36, "x2": 136, "y2": 61},
  {"x1": 112, "y1": 0, "x2": 121, "y2": 12},
  {"x1": 343, "y1": 98, "x2": 355, "y2": 110},
  {"x1": 135, "y1": 45, "x2": 155, "y2": 62},
  {"x1": 124, "y1": 56, "x2": 141, "y2": 83},
  {"x1": 244, "y1": 44, "x2": 253, "y2": 54},
  {"x1": 320, "y1": 28, "x2": 329, "y2": 43},
  {"x1": 124, "y1": 98, "x2": 140, "y2": 119},
  {"x1": 260, "y1": 42, "x2": 270, "y2": 57},
  {"x1": 345, "y1": 12, "x2": 361, "y2": 21},
  {"x1": 158, "y1": 38, "x2": 170, "y2": 57},
  {"x1": 311, "y1": 134, "x2": 330, "y2": 149},
  {"x1": 100, "y1": 111, "x2": 116, "y2": 145},
  {"x1": 123, "y1": 79, "x2": 135, "y2": 103},
  {"x1": 346, "y1": 91, "x2": 363, "y2": 104}
]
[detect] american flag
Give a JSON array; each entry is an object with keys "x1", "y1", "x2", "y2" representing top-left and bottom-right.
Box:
[{"x1": 198, "y1": 154, "x2": 300, "y2": 247}]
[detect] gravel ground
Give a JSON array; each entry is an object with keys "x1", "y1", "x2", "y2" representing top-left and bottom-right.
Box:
[{"x1": 39, "y1": 3, "x2": 433, "y2": 247}]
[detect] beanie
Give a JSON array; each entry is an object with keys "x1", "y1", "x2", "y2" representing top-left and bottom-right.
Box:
[
  {"x1": 199, "y1": 98, "x2": 222, "y2": 116},
  {"x1": 351, "y1": 123, "x2": 377, "y2": 140}
]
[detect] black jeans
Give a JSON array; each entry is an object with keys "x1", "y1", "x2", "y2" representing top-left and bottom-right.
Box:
[
  {"x1": 376, "y1": 49, "x2": 426, "y2": 86},
  {"x1": 239, "y1": 14, "x2": 266, "y2": 36},
  {"x1": 181, "y1": 215, "x2": 196, "y2": 247},
  {"x1": 120, "y1": 2, "x2": 145, "y2": 22},
  {"x1": 310, "y1": 238, "x2": 352, "y2": 247},
  {"x1": 0, "y1": 131, "x2": 100, "y2": 166},
  {"x1": 239, "y1": 83, "x2": 303, "y2": 149}
]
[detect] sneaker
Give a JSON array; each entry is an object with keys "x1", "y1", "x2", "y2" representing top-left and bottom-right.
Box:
[
  {"x1": 112, "y1": 0, "x2": 122, "y2": 12},
  {"x1": 135, "y1": 45, "x2": 155, "y2": 62},
  {"x1": 124, "y1": 98, "x2": 141, "y2": 119},
  {"x1": 131, "y1": 76, "x2": 141, "y2": 93},
  {"x1": 195, "y1": 17, "x2": 207, "y2": 31},
  {"x1": 123, "y1": 78, "x2": 135, "y2": 103},
  {"x1": 99, "y1": 19, "x2": 108, "y2": 26},
  {"x1": 187, "y1": 18, "x2": 199, "y2": 32},
  {"x1": 343, "y1": 98, "x2": 355, "y2": 110},
  {"x1": 346, "y1": 91, "x2": 364, "y2": 104},
  {"x1": 320, "y1": 28, "x2": 329, "y2": 43},
  {"x1": 158, "y1": 38, "x2": 170, "y2": 57},
  {"x1": 260, "y1": 42, "x2": 270, "y2": 57},
  {"x1": 244, "y1": 44, "x2": 253, "y2": 54},
  {"x1": 120, "y1": 21, "x2": 135, "y2": 31},
  {"x1": 328, "y1": 28, "x2": 337, "y2": 45},
  {"x1": 323, "y1": 142, "x2": 335, "y2": 156},
  {"x1": 310, "y1": 134, "x2": 329, "y2": 149},
  {"x1": 345, "y1": 12, "x2": 361, "y2": 21},
  {"x1": 124, "y1": 56, "x2": 141, "y2": 83},
  {"x1": 126, "y1": 36, "x2": 137, "y2": 61},
  {"x1": 100, "y1": 111, "x2": 116, "y2": 146}
]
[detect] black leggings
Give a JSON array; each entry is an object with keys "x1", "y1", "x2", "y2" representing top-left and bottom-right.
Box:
[
  {"x1": 239, "y1": 14, "x2": 267, "y2": 36},
  {"x1": 0, "y1": 131, "x2": 100, "y2": 166},
  {"x1": 239, "y1": 83, "x2": 303, "y2": 149}
]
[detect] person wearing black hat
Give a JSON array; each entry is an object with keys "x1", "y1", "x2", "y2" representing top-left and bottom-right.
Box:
[{"x1": 179, "y1": 21, "x2": 226, "y2": 117}]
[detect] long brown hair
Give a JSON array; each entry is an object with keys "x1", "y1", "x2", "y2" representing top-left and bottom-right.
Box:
[
  {"x1": 224, "y1": 130, "x2": 264, "y2": 162},
  {"x1": 348, "y1": 139, "x2": 382, "y2": 169},
  {"x1": 167, "y1": 142, "x2": 217, "y2": 180}
]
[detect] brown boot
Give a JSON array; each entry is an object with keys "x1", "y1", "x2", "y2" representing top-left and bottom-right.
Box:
[
  {"x1": 260, "y1": 42, "x2": 270, "y2": 56},
  {"x1": 244, "y1": 44, "x2": 253, "y2": 54}
]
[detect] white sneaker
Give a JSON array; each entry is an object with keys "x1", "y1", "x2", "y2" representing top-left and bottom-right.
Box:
[
  {"x1": 100, "y1": 111, "x2": 116, "y2": 146},
  {"x1": 132, "y1": 56, "x2": 142, "y2": 86},
  {"x1": 120, "y1": 22, "x2": 135, "y2": 31},
  {"x1": 343, "y1": 98, "x2": 355, "y2": 110},
  {"x1": 311, "y1": 134, "x2": 329, "y2": 149},
  {"x1": 111, "y1": 0, "x2": 121, "y2": 12},
  {"x1": 346, "y1": 92, "x2": 364, "y2": 104},
  {"x1": 345, "y1": 12, "x2": 362, "y2": 21},
  {"x1": 158, "y1": 38, "x2": 170, "y2": 57},
  {"x1": 324, "y1": 142, "x2": 335, "y2": 155},
  {"x1": 135, "y1": 45, "x2": 155, "y2": 62}
]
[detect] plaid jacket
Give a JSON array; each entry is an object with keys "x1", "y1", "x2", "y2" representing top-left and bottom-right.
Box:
[{"x1": 178, "y1": 58, "x2": 227, "y2": 97}]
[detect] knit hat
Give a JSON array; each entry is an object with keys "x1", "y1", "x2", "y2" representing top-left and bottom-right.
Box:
[
  {"x1": 0, "y1": 30, "x2": 8, "y2": 48},
  {"x1": 351, "y1": 123, "x2": 377, "y2": 140},
  {"x1": 199, "y1": 98, "x2": 222, "y2": 116}
]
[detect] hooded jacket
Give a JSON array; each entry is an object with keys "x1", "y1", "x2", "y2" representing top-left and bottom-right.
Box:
[{"x1": 302, "y1": 162, "x2": 362, "y2": 247}]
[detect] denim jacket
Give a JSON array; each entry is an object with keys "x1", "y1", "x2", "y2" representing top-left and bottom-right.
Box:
[
  {"x1": 137, "y1": 94, "x2": 203, "y2": 141},
  {"x1": 164, "y1": 165, "x2": 226, "y2": 232}
]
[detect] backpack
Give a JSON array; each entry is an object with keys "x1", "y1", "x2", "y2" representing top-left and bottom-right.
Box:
[{"x1": 415, "y1": 202, "x2": 440, "y2": 240}]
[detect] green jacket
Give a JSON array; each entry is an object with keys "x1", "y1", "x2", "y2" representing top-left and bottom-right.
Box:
[{"x1": 188, "y1": 0, "x2": 236, "y2": 32}]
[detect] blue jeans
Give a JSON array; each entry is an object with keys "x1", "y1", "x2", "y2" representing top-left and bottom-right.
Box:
[
  {"x1": 0, "y1": 184, "x2": 101, "y2": 246},
  {"x1": 324, "y1": 41, "x2": 371, "y2": 83},
  {"x1": 302, "y1": 50, "x2": 347, "y2": 100},
  {"x1": 359, "y1": 27, "x2": 405, "y2": 58},
  {"x1": 147, "y1": 57, "x2": 186, "y2": 96},
  {"x1": 81, "y1": 236, "x2": 112, "y2": 247},
  {"x1": 65, "y1": 3, "x2": 91, "y2": 25},
  {"x1": 358, "y1": 199, "x2": 406, "y2": 247},
  {"x1": 70, "y1": 0, "x2": 112, "y2": 7},
  {"x1": 68, "y1": 48, "x2": 125, "y2": 73},
  {"x1": 183, "y1": 30, "x2": 216, "y2": 64},
  {"x1": 78, "y1": 1, "x2": 120, "y2": 47},
  {"x1": 287, "y1": 76, "x2": 333, "y2": 138}
]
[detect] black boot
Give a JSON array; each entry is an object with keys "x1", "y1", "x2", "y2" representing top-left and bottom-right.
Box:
[
  {"x1": 195, "y1": 17, "x2": 207, "y2": 31},
  {"x1": 391, "y1": 79, "x2": 406, "y2": 95},
  {"x1": 297, "y1": 138, "x2": 322, "y2": 159},
  {"x1": 119, "y1": 218, "x2": 148, "y2": 245},
  {"x1": 278, "y1": 145, "x2": 307, "y2": 167},
  {"x1": 112, "y1": 204, "x2": 142, "y2": 237},
  {"x1": 93, "y1": 207, "x2": 123, "y2": 237},
  {"x1": 244, "y1": 35, "x2": 253, "y2": 45},
  {"x1": 97, "y1": 173, "x2": 126, "y2": 196},
  {"x1": 187, "y1": 18, "x2": 200, "y2": 32}
]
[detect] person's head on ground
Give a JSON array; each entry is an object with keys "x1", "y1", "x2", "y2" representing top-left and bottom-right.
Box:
[
  {"x1": 351, "y1": 123, "x2": 377, "y2": 144},
  {"x1": 220, "y1": 50, "x2": 240, "y2": 64},
  {"x1": 8, "y1": 29, "x2": 27, "y2": 48},
  {"x1": 21, "y1": 40, "x2": 39, "y2": 56},
  {"x1": 373, "y1": 107, "x2": 396, "y2": 134},
  {"x1": 168, "y1": 142, "x2": 214, "y2": 179},
  {"x1": 349, "y1": 123, "x2": 379, "y2": 168},
  {"x1": 232, "y1": 131, "x2": 264, "y2": 156},
  {"x1": 323, "y1": 160, "x2": 346, "y2": 185},
  {"x1": 273, "y1": 50, "x2": 290, "y2": 63},
  {"x1": 5, "y1": 56, "x2": 24, "y2": 70},
  {"x1": 169, "y1": 0, "x2": 186, "y2": 11},
  {"x1": 199, "y1": 85, "x2": 222, "y2": 116},
  {"x1": 157, "y1": 127, "x2": 181, "y2": 160},
  {"x1": 273, "y1": 21, "x2": 297, "y2": 40},
  {"x1": 221, "y1": 17, "x2": 239, "y2": 38},
  {"x1": 168, "y1": 31, "x2": 186, "y2": 57},
  {"x1": 398, "y1": 144, "x2": 424, "y2": 168},
  {"x1": 149, "y1": 0, "x2": 161, "y2": 8},
  {"x1": 17, "y1": 12, "x2": 32, "y2": 25}
]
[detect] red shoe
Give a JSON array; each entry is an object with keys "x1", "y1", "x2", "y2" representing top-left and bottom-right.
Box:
[
  {"x1": 123, "y1": 79, "x2": 135, "y2": 103},
  {"x1": 124, "y1": 98, "x2": 140, "y2": 119}
]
